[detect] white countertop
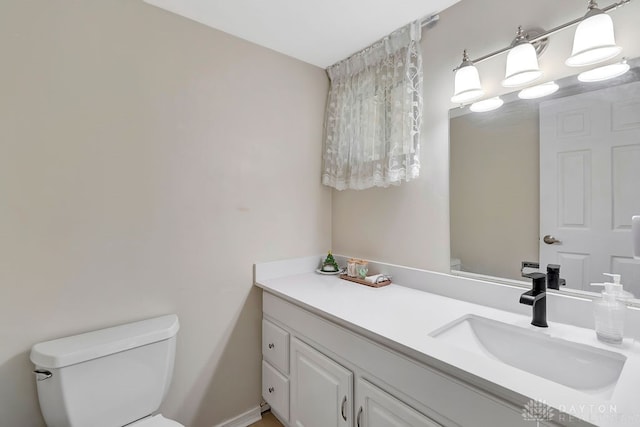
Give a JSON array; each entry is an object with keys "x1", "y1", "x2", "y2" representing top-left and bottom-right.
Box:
[{"x1": 255, "y1": 267, "x2": 640, "y2": 427}]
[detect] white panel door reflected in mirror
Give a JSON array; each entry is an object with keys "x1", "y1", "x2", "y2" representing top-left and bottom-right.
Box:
[{"x1": 539, "y1": 81, "x2": 640, "y2": 294}]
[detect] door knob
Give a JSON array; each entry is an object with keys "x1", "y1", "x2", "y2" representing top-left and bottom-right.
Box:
[{"x1": 543, "y1": 235, "x2": 562, "y2": 245}]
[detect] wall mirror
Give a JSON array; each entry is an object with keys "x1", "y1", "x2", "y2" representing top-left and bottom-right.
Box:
[{"x1": 449, "y1": 56, "x2": 640, "y2": 301}]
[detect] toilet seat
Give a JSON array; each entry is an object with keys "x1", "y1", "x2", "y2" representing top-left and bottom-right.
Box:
[{"x1": 129, "y1": 414, "x2": 184, "y2": 427}]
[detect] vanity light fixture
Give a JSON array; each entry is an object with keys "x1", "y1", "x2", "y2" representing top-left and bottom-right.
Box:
[
  {"x1": 566, "y1": 0, "x2": 623, "y2": 67},
  {"x1": 451, "y1": 50, "x2": 485, "y2": 104},
  {"x1": 502, "y1": 27, "x2": 543, "y2": 88},
  {"x1": 518, "y1": 81, "x2": 560, "y2": 99},
  {"x1": 470, "y1": 97, "x2": 504, "y2": 113},
  {"x1": 451, "y1": 0, "x2": 633, "y2": 104},
  {"x1": 577, "y1": 59, "x2": 630, "y2": 82}
]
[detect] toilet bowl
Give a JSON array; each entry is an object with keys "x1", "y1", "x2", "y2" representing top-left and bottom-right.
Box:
[{"x1": 30, "y1": 315, "x2": 183, "y2": 427}]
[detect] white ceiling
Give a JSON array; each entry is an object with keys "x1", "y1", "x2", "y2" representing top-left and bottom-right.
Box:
[{"x1": 143, "y1": 0, "x2": 460, "y2": 68}]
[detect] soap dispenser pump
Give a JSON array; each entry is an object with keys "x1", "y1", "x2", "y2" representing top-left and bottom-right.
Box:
[{"x1": 590, "y1": 273, "x2": 630, "y2": 344}]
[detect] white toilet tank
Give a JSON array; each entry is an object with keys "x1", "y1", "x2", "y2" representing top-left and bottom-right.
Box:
[{"x1": 30, "y1": 314, "x2": 180, "y2": 427}]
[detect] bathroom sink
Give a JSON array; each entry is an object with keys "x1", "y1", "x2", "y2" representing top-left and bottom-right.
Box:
[{"x1": 429, "y1": 315, "x2": 626, "y2": 396}]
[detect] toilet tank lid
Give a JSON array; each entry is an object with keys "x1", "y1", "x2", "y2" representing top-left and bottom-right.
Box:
[{"x1": 30, "y1": 314, "x2": 179, "y2": 369}]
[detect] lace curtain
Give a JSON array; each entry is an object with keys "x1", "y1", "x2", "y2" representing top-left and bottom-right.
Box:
[{"x1": 322, "y1": 21, "x2": 423, "y2": 190}]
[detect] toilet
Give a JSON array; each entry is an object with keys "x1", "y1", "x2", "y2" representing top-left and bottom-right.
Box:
[{"x1": 30, "y1": 314, "x2": 183, "y2": 427}]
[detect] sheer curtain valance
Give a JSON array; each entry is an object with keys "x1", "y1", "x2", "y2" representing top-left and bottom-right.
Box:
[{"x1": 322, "y1": 21, "x2": 423, "y2": 190}]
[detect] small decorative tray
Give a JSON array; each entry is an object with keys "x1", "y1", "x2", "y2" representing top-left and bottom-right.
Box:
[{"x1": 339, "y1": 274, "x2": 391, "y2": 288}]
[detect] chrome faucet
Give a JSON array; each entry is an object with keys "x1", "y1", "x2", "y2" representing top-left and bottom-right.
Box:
[{"x1": 520, "y1": 272, "x2": 548, "y2": 327}]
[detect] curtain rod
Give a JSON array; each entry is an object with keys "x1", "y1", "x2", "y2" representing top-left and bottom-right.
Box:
[{"x1": 420, "y1": 14, "x2": 440, "y2": 29}]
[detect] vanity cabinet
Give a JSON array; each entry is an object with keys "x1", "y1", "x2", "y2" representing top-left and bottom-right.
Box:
[
  {"x1": 290, "y1": 337, "x2": 352, "y2": 427},
  {"x1": 356, "y1": 378, "x2": 441, "y2": 427},
  {"x1": 262, "y1": 361, "x2": 289, "y2": 421},
  {"x1": 263, "y1": 319, "x2": 290, "y2": 374},
  {"x1": 262, "y1": 319, "x2": 290, "y2": 422},
  {"x1": 262, "y1": 292, "x2": 558, "y2": 427}
]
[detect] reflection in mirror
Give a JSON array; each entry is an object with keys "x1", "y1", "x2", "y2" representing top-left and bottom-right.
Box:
[{"x1": 450, "y1": 57, "x2": 640, "y2": 297}]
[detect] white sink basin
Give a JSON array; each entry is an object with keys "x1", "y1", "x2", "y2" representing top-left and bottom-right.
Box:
[{"x1": 429, "y1": 315, "x2": 626, "y2": 396}]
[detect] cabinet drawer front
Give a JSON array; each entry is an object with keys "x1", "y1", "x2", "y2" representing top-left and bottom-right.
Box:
[
  {"x1": 263, "y1": 318, "x2": 290, "y2": 374},
  {"x1": 263, "y1": 361, "x2": 290, "y2": 422}
]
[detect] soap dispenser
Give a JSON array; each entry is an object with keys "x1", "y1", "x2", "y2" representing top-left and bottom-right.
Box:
[{"x1": 590, "y1": 274, "x2": 631, "y2": 344}]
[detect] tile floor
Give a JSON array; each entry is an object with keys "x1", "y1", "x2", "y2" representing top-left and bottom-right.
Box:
[{"x1": 249, "y1": 411, "x2": 283, "y2": 427}]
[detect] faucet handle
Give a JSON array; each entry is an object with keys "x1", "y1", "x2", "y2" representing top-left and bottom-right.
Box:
[
  {"x1": 547, "y1": 264, "x2": 560, "y2": 274},
  {"x1": 546, "y1": 264, "x2": 566, "y2": 289},
  {"x1": 521, "y1": 261, "x2": 540, "y2": 278}
]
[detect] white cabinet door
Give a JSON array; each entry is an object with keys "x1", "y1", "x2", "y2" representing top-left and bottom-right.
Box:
[
  {"x1": 290, "y1": 337, "x2": 353, "y2": 427},
  {"x1": 355, "y1": 378, "x2": 442, "y2": 427}
]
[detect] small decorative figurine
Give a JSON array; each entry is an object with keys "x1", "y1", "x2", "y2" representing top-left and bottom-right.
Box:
[{"x1": 321, "y1": 251, "x2": 340, "y2": 272}]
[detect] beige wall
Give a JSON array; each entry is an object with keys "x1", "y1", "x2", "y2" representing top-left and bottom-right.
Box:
[
  {"x1": 0, "y1": 2, "x2": 329, "y2": 426},
  {"x1": 450, "y1": 109, "x2": 539, "y2": 280},
  {"x1": 332, "y1": 0, "x2": 640, "y2": 272}
]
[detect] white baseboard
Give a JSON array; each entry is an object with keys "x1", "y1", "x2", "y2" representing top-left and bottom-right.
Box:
[{"x1": 212, "y1": 406, "x2": 262, "y2": 427}]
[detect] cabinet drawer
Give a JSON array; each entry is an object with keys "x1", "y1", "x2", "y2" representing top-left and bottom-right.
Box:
[
  {"x1": 263, "y1": 319, "x2": 289, "y2": 374},
  {"x1": 262, "y1": 361, "x2": 289, "y2": 422}
]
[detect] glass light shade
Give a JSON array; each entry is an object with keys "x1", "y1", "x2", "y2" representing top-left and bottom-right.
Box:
[
  {"x1": 470, "y1": 97, "x2": 504, "y2": 113},
  {"x1": 578, "y1": 61, "x2": 630, "y2": 82},
  {"x1": 451, "y1": 64, "x2": 484, "y2": 104},
  {"x1": 502, "y1": 42, "x2": 542, "y2": 88},
  {"x1": 566, "y1": 12, "x2": 622, "y2": 67},
  {"x1": 518, "y1": 81, "x2": 560, "y2": 99}
]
